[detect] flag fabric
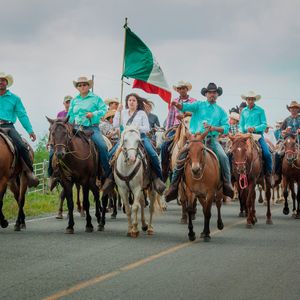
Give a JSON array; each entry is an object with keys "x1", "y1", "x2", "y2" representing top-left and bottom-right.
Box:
[{"x1": 122, "y1": 26, "x2": 171, "y2": 104}]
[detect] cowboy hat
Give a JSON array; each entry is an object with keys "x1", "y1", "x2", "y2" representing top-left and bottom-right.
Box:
[
  {"x1": 104, "y1": 97, "x2": 119, "y2": 105},
  {"x1": 286, "y1": 100, "x2": 300, "y2": 110},
  {"x1": 229, "y1": 112, "x2": 240, "y2": 121},
  {"x1": 266, "y1": 124, "x2": 273, "y2": 129},
  {"x1": 241, "y1": 91, "x2": 261, "y2": 101},
  {"x1": 0, "y1": 72, "x2": 13, "y2": 88},
  {"x1": 63, "y1": 95, "x2": 72, "y2": 103},
  {"x1": 73, "y1": 76, "x2": 93, "y2": 88},
  {"x1": 201, "y1": 82, "x2": 223, "y2": 96},
  {"x1": 173, "y1": 80, "x2": 192, "y2": 92},
  {"x1": 103, "y1": 109, "x2": 116, "y2": 120}
]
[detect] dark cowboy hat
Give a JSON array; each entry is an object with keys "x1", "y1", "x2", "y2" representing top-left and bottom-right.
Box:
[{"x1": 201, "y1": 82, "x2": 223, "y2": 96}]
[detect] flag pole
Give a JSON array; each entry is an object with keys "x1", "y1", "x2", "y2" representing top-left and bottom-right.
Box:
[
  {"x1": 120, "y1": 17, "x2": 128, "y2": 105},
  {"x1": 91, "y1": 74, "x2": 94, "y2": 92}
]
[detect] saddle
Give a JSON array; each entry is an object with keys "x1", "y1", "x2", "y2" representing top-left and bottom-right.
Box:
[{"x1": 0, "y1": 130, "x2": 17, "y2": 170}]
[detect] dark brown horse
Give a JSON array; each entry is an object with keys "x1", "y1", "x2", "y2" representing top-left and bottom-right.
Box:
[
  {"x1": 229, "y1": 134, "x2": 273, "y2": 227},
  {"x1": 0, "y1": 130, "x2": 34, "y2": 231},
  {"x1": 181, "y1": 131, "x2": 223, "y2": 242},
  {"x1": 47, "y1": 117, "x2": 107, "y2": 233},
  {"x1": 281, "y1": 135, "x2": 300, "y2": 218}
]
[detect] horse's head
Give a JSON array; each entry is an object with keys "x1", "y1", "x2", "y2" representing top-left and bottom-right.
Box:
[
  {"x1": 154, "y1": 126, "x2": 166, "y2": 153},
  {"x1": 229, "y1": 134, "x2": 251, "y2": 174},
  {"x1": 187, "y1": 131, "x2": 208, "y2": 178},
  {"x1": 284, "y1": 135, "x2": 298, "y2": 164},
  {"x1": 121, "y1": 125, "x2": 141, "y2": 164},
  {"x1": 46, "y1": 116, "x2": 71, "y2": 159}
]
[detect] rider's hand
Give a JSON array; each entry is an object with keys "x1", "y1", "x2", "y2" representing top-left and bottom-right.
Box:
[
  {"x1": 117, "y1": 104, "x2": 123, "y2": 112},
  {"x1": 286, "y1": 127, "x2": 292, "y2": 133},
  {"x1": 86, "y1": 112, "x2": 93, "y2": 119},
  {"x1": 176, "y1": 114, "x2": 184, "y2": 121},
  {"x1": 204, "y1": 123, "x2": 212, "y2": 131},
  {"x1": 247, "y1": 127, "x2": 255, "y2": 133},
  {"x1": 29, "y1": 133, "x2": 36, "y2": 142}
]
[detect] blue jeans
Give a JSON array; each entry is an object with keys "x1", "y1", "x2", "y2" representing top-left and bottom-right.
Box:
[
  {"x1": 160, "y1": 129, "x2": 176, "y2": 165},
  {"x1": 258, "y1": 137, "x2": 272, "y2": 173},
  {"x1": 109, "y1": 133, "x2": 163, "y2": 180}
]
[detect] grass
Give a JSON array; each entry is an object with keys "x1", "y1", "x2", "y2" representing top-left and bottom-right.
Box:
[{"x1": 2, "y1": 191, "x2": 64, "y2": 221}]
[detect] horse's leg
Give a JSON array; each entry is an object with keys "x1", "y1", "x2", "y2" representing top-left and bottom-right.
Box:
[
  {"x1": 187, "y1": 206, "x2": 196, "y2": 242},
  {"x1": 180, "y1": 187, "x2": 188, "y2": 224},
  {"x1": 118, "y1": 188, "x2": 132, "y2": 236},
  {"x1": 289, "y1": 182, "x2": 296, "y2": 216},
  {"x1": 215, "y1": 192, "x2": 224, "y2": 230},
  {"x1": 258, "y1": 185, "x2": 263, "y2": 204},
  {"x1": 82, "y1": 185, "x2": 93, "y2": 232},
  {"x1": 131, "y1": 191, "x2": 141, "y2": 238},
  {"x1": 140, "y1": 191, "x2": 148, "y2": 232},
  {"x1": 147, "y1": 189, "x2": 157, "y2": 235},
  {"x1": 238, "y1": 188, "x2": 246, "y2": 217},
  {"x1": 76, "y1": 185, "x2": 85, "y2": 218},
  {"x1": 10, "y1": 178, "x2": 22, "y2": 231},
  {"x1": 282, "y1": 177, "x2": 289, "y2": 215},
  {"x1": 246, "y1": 182, "x2": 255, "y2": 228},
  {"x1": 200, "y1": 198, "x2": 212, "y2": 241},
  {"x1": 99, "y1": 194, "x2": 108, "y2": 231},
  {"x1": 64, "y1": 183, "x2": 75, "y2": 233},
  {"x1": 17, "y1": 173, "x2": 29, "y2": 229},
  {"x1": 296, "y1": 181, "x2": 300, "y2": 218},
  {"x1": 0, "y1": 182, "x2": 8, "y2": 228},
  {"x1": 265, "y1": 175, "x2": 273, "y2": 224},
  {"x1": 56, "y1": 189, "x2": 65, "y2": 219},
  {"x1": 89, "y1": 182, "x2": 101, "y2": 231},
  {"x1": 111, "y1": 190, "x2": 117, "y2": 219}
]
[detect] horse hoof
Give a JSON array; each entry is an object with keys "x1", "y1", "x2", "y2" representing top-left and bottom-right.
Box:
[
  {"x1": 200, "y1": 232, "x2": 205, "y2": 238},
  {"x1": 147, "y1": 229, "x2": 154, "y2": 235},
  {"x1": 283, "y1": 207, "x2": 290, "y2": 215},
  {"x1": 56, "y1": 214, "x2": 63, "y2": 220},
  {"x1": 203, "y1": 236, "x2": 211, "y2": 242},
  {"x1": 131, "y1": 231, "x2": 139, "y2": 238},
  {"x1": 65, "y1": 228, "x2": 74, "y2": 234},
  {"x1": 258, "y1": 198, "x2": 263, "y2": 204},
  {"x1": 180, "y1": 218, "x2": 187, "y2": 224},
  {"x1": 0, "y1": 219, "x2": 9, "y2": 228},
  {"x1": 111, "y1": 214, "x2": 117, "y2": 220},
  {"x1": 191, "y1": 214, "x2": 196, "y2": 221},
  {"x1": 142, "y1": 225, "x2": 148, "y2": 232},
  {"x1": 97, "y1": 224, "x2": 105, "y2": 231},
  {"x1": 14, "y1": 224, "x2": 21, "y2": 231},
  {"x1": 188, "y1": 233, "x2": 196, "y2": 241},
  {"x1": 80, "y1": 212, "x2": 86, "y2": 218},
  {"x1": 217, "y1": 221, "x2": 224, "y2": 230},
  {"x1": 266, "y1": 219, "x2": 273, "y2": 225},
  {"x1": 85, "y1": 226, "x2": 94, "y2": 233},
  {"x1": 20, "y1": 223, "x2": 26, "y2": 229},
  {"x1": 246, "y1": 223, "x2": 253, "y2": 229}
]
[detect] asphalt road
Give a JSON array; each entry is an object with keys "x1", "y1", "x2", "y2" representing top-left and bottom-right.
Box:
[{"x1": 1, "y1": 199, "x2": 299, "y2": 300}]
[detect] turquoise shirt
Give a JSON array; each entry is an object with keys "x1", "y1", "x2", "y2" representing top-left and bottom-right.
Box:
[
  {"x1": 181, "y1": 100, "x2": 229, "y2": 136},
  {"x1": 239, "y1": 104, "x2": 267, "y2": 133},
  {"x1": 68, "y1": 91, "x2": 107, "y2": 126},
  {"x1": 0, "y1": 90, "x2": 33, "y2": 134}
]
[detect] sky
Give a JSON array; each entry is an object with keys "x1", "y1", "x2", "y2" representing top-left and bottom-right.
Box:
[{"x1": 1, "y1": 0, "x2": 300, "y2": 145}]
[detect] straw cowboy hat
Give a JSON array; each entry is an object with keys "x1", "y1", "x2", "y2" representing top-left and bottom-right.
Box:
[
  {"x1": 229, "y1": 112, "x2": 240, "y2": 122},
  {"x1": 173, "y1": 80, "x2": 192, "y2": 92},
  {"x1": 0, "y1": 72, "x2": 13, "y2": 88},
  {"x1": 241, "y1": 91, "x2": 261, "y2": 101},
  {"x1": 63, "y1": 95, "x2": 72, "y2": 103},
  {"x1": 73, "y1": 76, "x2": 93, "y2": 88},
  {"x1": 286, "y1": 100, "x2": 300, "y2": 111},
  {"x1": 103, "y1": 109, "x2": 116, "y2": 120},
  {"x1": 104, "y1": 97, "x2": 119, "y2": 105},
  {"x1": 201, "y1": 82, "x2": 223, "y2": 96}
]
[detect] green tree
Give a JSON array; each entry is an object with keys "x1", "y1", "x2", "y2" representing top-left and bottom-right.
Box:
[{"x1": 34, "y1": 134, "x2": 49, "y2": 164}]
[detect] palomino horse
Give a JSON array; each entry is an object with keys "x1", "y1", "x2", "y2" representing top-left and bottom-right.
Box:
[
  {"x1": 229, "y1": 134, "x2": 273, "y2": 227},
  {"x1": 281, "y1": 135, "x2": 300, "y2": 218},
  {"x1": 0, "y1": 130, "x2": 34, "y2": 231},
  {"x1": 170, "y1": 116, "x2": 195, "y2": 223},
  {"x1": 182, "y1": 131, "x2": 224, "y2": 241},
  {"x1": 113, "y1": 125, "x2": 157, "y2": 237},
  {"x1": 47, "y1": 117, "x2": 106, "y2": 233}
]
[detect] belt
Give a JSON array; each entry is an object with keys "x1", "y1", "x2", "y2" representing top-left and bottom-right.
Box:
[{"x1": 0, "y1": 120, "x2": 13, "y2": 125}]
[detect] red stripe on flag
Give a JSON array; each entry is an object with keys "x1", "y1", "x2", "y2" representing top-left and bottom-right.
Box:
[{"x1": 132, "y1": 79, "x2": 171, "y2": 104}]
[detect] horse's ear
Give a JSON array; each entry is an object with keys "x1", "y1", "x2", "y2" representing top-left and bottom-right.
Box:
[
  {"x1": 200, "y1": 129, "x2": 210, "y2": 140},
  {"x1": 186, "y1": 131, "x2": 192, "y2": 140},
  {"x1": 63, "y1": 115, "x2": 70, "y2": 123},
  {"x1": 46, "y1": 116, "x2": 55, "y2": 124}
]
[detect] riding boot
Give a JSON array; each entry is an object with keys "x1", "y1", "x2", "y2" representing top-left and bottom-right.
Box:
[
  {"x1": 223, "y1": 181, "x2": 234, "y2": 199},
  {"x1": 153, "y1": 178, "x2": 166, "y2": 195},
  {"x1": 20, "y1": 151, "x2": 39, "y2": 188},
  {"x1": 102, "y1": 173, "x2": 115, "y2": 196},
  {"x1": 274, "y1": 154, "x2": 282, "y2": 187},
  {"x1": 162, "y1": 152, "x2": 170, "y2": 183}
]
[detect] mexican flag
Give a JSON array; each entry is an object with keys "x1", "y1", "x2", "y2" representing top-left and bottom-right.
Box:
[{"x1": 122, "y1": 26, "x2": 172, "y2": 104}]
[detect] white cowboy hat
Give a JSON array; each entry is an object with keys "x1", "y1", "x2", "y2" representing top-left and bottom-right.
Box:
[
  {"x1": 173, "y1": 80, "x2": 192, "y2": 92},
  {"x1": 104, "y1": 97, "x2": 120, "y2": 105},
  {"x1": 73, "y1": 76, "x2": 93, "y2": 88},
  {"x1": 266, "y1": 124, "x2": 273, "y2": 129},
  {"x1": 0, "y1": 72, "x2": 13, "y2": 88},
  {"x1": 229, "y1": 112, "x2": 240, "y2": 121},
  {"x1": 241, "y1": 91, "x2": 261, "y2": 101},
  {"x1": 63, "y1": 95, "x2": 72, "y2": 103}
]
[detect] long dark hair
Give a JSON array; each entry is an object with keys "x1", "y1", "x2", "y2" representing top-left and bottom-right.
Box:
[{"x1": 125, "y1": 93, "x2": 145, "y2": 111}]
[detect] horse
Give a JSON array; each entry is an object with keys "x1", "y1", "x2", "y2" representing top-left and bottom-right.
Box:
[
  {"x1": 154, "y1": 126, "x2": 166, "y2": 155},
  {"x1": 169, "y1": 116, "x2": 196, "y2": 223},
  {"x1": 181, "y1": 131, "x2": 224, "y2": 242},
  {"x1": 229, "y1": 133, "x2": 273, "y2": 227},
  {"x1": 0, "y1": 130, "x2": 34, "y2": 231},
  {"x1": 113, "y1": 125, "x2": 157, "y2": 237},
  {"x1": 281, "y1": 135, "x2": 300, "y2": 218},
  {"x1": 47, "y1": 116, "x2": 107, "y2": 233}
]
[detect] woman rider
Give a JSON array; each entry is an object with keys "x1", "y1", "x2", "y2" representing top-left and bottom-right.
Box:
[{"x1": 109, "y1": 93, "x2": 166, "y2": 195}]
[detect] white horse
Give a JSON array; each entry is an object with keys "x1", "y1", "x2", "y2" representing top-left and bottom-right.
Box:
[
  {"x1": 113, "y1": 125, "x2": 157, "y2": 237},
  {"x1": 154, "y1": 126, "x2": 166, "y2": 155}
]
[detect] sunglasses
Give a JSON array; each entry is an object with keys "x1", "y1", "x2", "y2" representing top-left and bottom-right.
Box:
[{"x1": 77, "y1": 83, "x2": 88, "y2": 87}]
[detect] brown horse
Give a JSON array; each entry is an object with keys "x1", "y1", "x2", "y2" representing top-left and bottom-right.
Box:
[
  {"x1": 281, "y1": 135, "x2": 300, "y2": 218},
  {"x1": 229, "y1": 134, "x2": 273, "y2": 227},
  {"x1": 0, "y1": 131, "x2": 33, "y2": 231},
  {"x1": 47, "y1": 117, "x2": 106, "y2": 233},
  {"x1": 182, "y1": 131, "x2": 223, "y2": 242}
]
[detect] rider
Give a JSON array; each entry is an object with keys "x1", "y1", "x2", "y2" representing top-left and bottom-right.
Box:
[
  {"x1": 0, "y1": 72, "x2": 39, "y2": 187},
  {"x1": 274, "y1": 100, "x2": 300, "y2": 185},
  {"x1": 228, "y1": 111, "x2": 240, "y2": 135},
  {"x1": 67, "y1": 76, "x2": 114, "y2": 194},
  {"x1": 100, "y1": 109, "x2": 119, "y2": 144},
  {"x1": 105, "y1": 97, "x2": 119, "y2": 111},
  {"x1": 109, "y1": 93, "x2": 166, "y2": 195},
  {"x1": 164, "y1": 82, "x2": 234, "y2": 201},
  {"x1": 161, "y1": 80, "x2": 196, "y2": 181},
  {"x1": 274, "y1": 121, "x2": 283, "y2": 141},
  {"x1": 239, "y1": 91, "x2": 273, "y2": 176},
  {"x1": 57, "y1": 95, "x2": 72, "y2": 119}
]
